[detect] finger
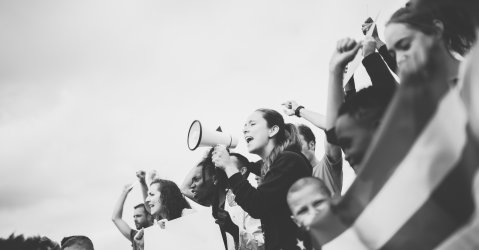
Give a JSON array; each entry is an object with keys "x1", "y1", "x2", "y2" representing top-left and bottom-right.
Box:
[
  {"x1": 337, "y1": 40, "x2": 343, "y2": 52},
  {"x1": 339, "y1": 39, "x2": 347, "y2": 52},
  {"x1": 346, "y1": 39, "x2": 356, "y2": 50}
]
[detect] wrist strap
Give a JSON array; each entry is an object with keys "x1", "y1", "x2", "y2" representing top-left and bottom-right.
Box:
[{"x1": 294, "y1": 106, "x2": 304, "y2": 117}]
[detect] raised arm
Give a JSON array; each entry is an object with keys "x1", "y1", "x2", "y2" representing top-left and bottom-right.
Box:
[
  {"x1": 362, "y1": 36, "x2": 398, "y2": 94},
  {"x1": 325, "y1": 38, "x2": 360, "y2": 158},
  {"x1": 282, "y1": 100, "x2": 326, "y2": 130},
  {"x1": 111, "y1": 184, "x2": 134, "y2": 240},
  {"x1": 136, "y1": 171, "x2": 148, "y2": 205},
  {"x1": 180, "y1": 165, "x2": 197, "y2": 201}
]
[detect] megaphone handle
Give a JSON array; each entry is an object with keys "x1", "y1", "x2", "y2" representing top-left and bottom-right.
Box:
[{"x1": 228, "y1": 135, "x2": 233, "y2": 148}]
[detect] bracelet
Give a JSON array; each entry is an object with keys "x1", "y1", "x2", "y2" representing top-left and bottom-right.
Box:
[{"x1": 294, "y1": 106, "x2": 304, "y2": 117}]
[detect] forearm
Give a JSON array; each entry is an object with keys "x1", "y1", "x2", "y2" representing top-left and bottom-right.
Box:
[
  {"x1": 363, "y1": 53, "x2": 398, "y2": 92},
  {"x1": 140, "y1": 182, "x2": 148, "y2": 204},
  {"x1": 298, "y1": 109, "x2": 326, "y2": 131},
  {"x1": 326, "y1": 68, "x2": 344, "y2": 129},
  {"x1": 112, "y1": 192, "x2": 128, "y2": 220},
  {"x1": 112, "y1": 191, "x2": 133, "y2": 240}
]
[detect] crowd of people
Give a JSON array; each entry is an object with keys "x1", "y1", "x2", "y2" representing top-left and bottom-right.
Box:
[{"x1": 3, "y1": 0, "x2": 478, "y2": 249}]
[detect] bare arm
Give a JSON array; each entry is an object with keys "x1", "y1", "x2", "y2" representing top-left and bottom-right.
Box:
[
  {"x1": 180, "y1": 166, "x2": 196, "y2": 201},
  {"x1": 325, "y1": 38, "x2": 361, "y2": 159},
  {"x1": 136, "y1": 171, "x2": 149, "y2": 214},
  {"x1": 111, "y1": 184, "x2": 134, "y2": 240},
  {"x1": 282, "y1": 100, "x2": 326, "y2": 130},
  {"x1": 180, "y1": 165, "x2": 210, "y2": 207}
]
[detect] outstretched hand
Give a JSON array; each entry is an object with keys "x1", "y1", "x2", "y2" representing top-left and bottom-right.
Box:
[
  {"x1": 362, "y1": 36, "x2": 377, "y2": 57},
  {"x1": 136, "y1": 170, "x2": 146, "y2": 184},
  {"x1": 212, "y1": 145, "x2": 232, "y2": 171},
  {"x1": 329, "y1": 38, "x2": 361, "y2": 73},
  {"x1": 281, "y1": 100, "x2": 300, "y2": 116},
  {"x1": 134, "y1": 229, "x2": 144, "y2": 250},
  {"x1": 123, "y1": 183, "x2": 134, "y2": 194}
]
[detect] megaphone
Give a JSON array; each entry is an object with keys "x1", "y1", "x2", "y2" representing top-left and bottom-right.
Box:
[{"x1": 187, "y1": 120, "x2": 238, "y2": 151}]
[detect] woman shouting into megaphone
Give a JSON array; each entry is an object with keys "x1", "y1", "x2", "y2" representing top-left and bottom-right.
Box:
[{"x1": 212, "y1": 108, "x2": 312, "y2": 250}]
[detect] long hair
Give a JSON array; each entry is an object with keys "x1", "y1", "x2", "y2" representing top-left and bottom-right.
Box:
[
  {"x1": 150, "y1": 179, "x2": 191, "y2": 221},
  {"x1": 387, "y1": 4, "x2": 475, "y2": 56},
  {"x1": 412, "y1": 0, "x2": 479, "y2": 27},
  {"x1": 256, "y1": 109, "x2": 302, "y2": 177}
]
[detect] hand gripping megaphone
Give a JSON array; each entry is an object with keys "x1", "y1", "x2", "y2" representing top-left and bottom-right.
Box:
[{"x1": 187, "y1": 120, "x2": 238, "y2": 151}]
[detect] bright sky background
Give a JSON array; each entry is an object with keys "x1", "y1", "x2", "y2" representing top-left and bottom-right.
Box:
[{"x1": 0, "y1": 0, "x2": 406, "y2": 249}]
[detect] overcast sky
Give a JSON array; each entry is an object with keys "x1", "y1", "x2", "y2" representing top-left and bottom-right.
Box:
[{"x1": 0, "y1": 0, "x2": 405, "y2": 249}]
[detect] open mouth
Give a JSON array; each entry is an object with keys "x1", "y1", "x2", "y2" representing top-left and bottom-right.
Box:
[
  {"x1": 191, "y1": 189, "x2": 198, "y2": 198},
  {"x1": 245, "y1": 136, "x2": 254, "y2": 143}
]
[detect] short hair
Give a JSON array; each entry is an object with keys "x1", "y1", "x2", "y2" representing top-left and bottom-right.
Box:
[
  {"x1": 296, "y1": 124, "x2": 316, "y2": 144},
  {"x1": 230, "y1": 152, "x2": 251, "y2": 178},
  {"x1": 133, "y1": 203, "x2": 147, "y2": 212},
  {"x1": 337, "y1": 86, "x2": 394, "y2": 126},
  {"x1": 60, "y1": 236, "x2": 94, "y2": 250},
  {"x1": 287, "y1": 177, "x2": 332, "y2": 200},
  {"x1": 0, "y1": 234, "x2": 60, "y2": 250}
]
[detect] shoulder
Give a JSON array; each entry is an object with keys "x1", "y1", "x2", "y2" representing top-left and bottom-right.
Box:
[
  {"x1": 273, "y1": 150, "x2": 311, "y2": 171},
  {"x1": 130, "y1": 229, "x2": 138, "y2": 241},
  {"x1": 181, "y1": 208, "x2": 196, "y2": 217}
]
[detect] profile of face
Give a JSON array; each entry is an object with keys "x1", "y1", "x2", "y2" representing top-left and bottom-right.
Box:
[
  {"x1": 255, "y1": 175, "x2": 263, "y2": 186},
  {"x1": 335, "y1": 113, "x2": 375, "y2": 172},
  {"x1": 133, "y1": 206, "x2": 150, "y2": 230},
  {"x1": 288, "y1": 184, "x2": 329, "y2": 230},
  {"x1": 298, "y1": 134, "x2": 315, "y2": 162},
  {"x1": 385, "y1": 22, "x2": 439, "y2": 77},
  {"x1": 146, "y1": 183, "x2": 162, "y2": 217},
  {"x1": 243, "y1": 111, "x2": 275, "y2": 156},
  {"x1": 189, "y1": 165, "x2": 216, "y2": 205}
]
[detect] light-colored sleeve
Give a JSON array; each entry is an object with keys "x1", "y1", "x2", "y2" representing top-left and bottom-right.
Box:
[{"x1": 238, "y1": 212, "x2": 265, "y2": 250}]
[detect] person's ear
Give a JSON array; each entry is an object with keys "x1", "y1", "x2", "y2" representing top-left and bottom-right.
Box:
[
  {"x1": 268, "y1": 125, "x2": 280, "y2": 138},
  {"x1": 240, "y1": 167, "x2": 248, "y2": 175},
  {"x1": 433, "y1": 19, "x2": 445, "y2": 39},
  {"x1": 308, "y1": 140, "x2": 316, "y2": 151},
  {"x1": 290, "y1": 215, "x2": 302, "y2": 228}
]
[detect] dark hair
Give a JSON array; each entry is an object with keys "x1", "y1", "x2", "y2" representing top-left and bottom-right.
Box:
[
  {"x1": 296, "y1": 124, "x2": 316, "y2": 144},
  {"x1": 256, "y1": 109, "x2": 302, "y2": 176},
  {"x1": 61, "y1": 236, "x2": 94, "y2": 250},
  {"x1": 230, "y1": 152, "x2": 251, "y2": 178},
  {"x1": 198, "y1": 148, "x2": 228, "y2": 190},
  {"x1": 413, "y1": 0, "x2": 479, "y2": 26},
  {"x1": 133, "y1": 203, "x2": 147, "y2": 211},
  {"x1": 337, "y1": 86, "x2": 394, "y2": 126},
  {"x1": 150, "y1": 179, "x2": 191, "y2": 221},
  {"x1": 387, "y1": 4, "x2": 475, "y2": 55},
  {"x1": 0, "y1": 234, "x2": 60, "y2": 250}
]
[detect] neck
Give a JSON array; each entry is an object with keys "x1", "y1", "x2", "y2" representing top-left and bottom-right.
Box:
[
  {"x1": 259, "y1": 140, "x2": 276, "y2": 160},
  {"x1": 208, "y1": 186, "x2": 227, "y2": 207},
  {"x1": 442, "y1": 45, "x2": 461, "y2": 81},
  {"x1": 309, "y1": 154, "x2": 319, "y2": 166}
]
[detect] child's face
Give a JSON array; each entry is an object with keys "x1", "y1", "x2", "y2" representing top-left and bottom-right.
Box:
[{"x1": 288, "y1": 185, "x2": 329, "y2": 230}]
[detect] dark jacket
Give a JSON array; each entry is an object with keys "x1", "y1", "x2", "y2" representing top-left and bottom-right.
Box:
[{"x1": 228, "y1": 149, "x2": 312, "y2": 250}]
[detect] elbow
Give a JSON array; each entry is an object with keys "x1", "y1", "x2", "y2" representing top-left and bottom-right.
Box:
[{"x1": 111, "y1": 215, "x2": 120, "y2": 222}]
